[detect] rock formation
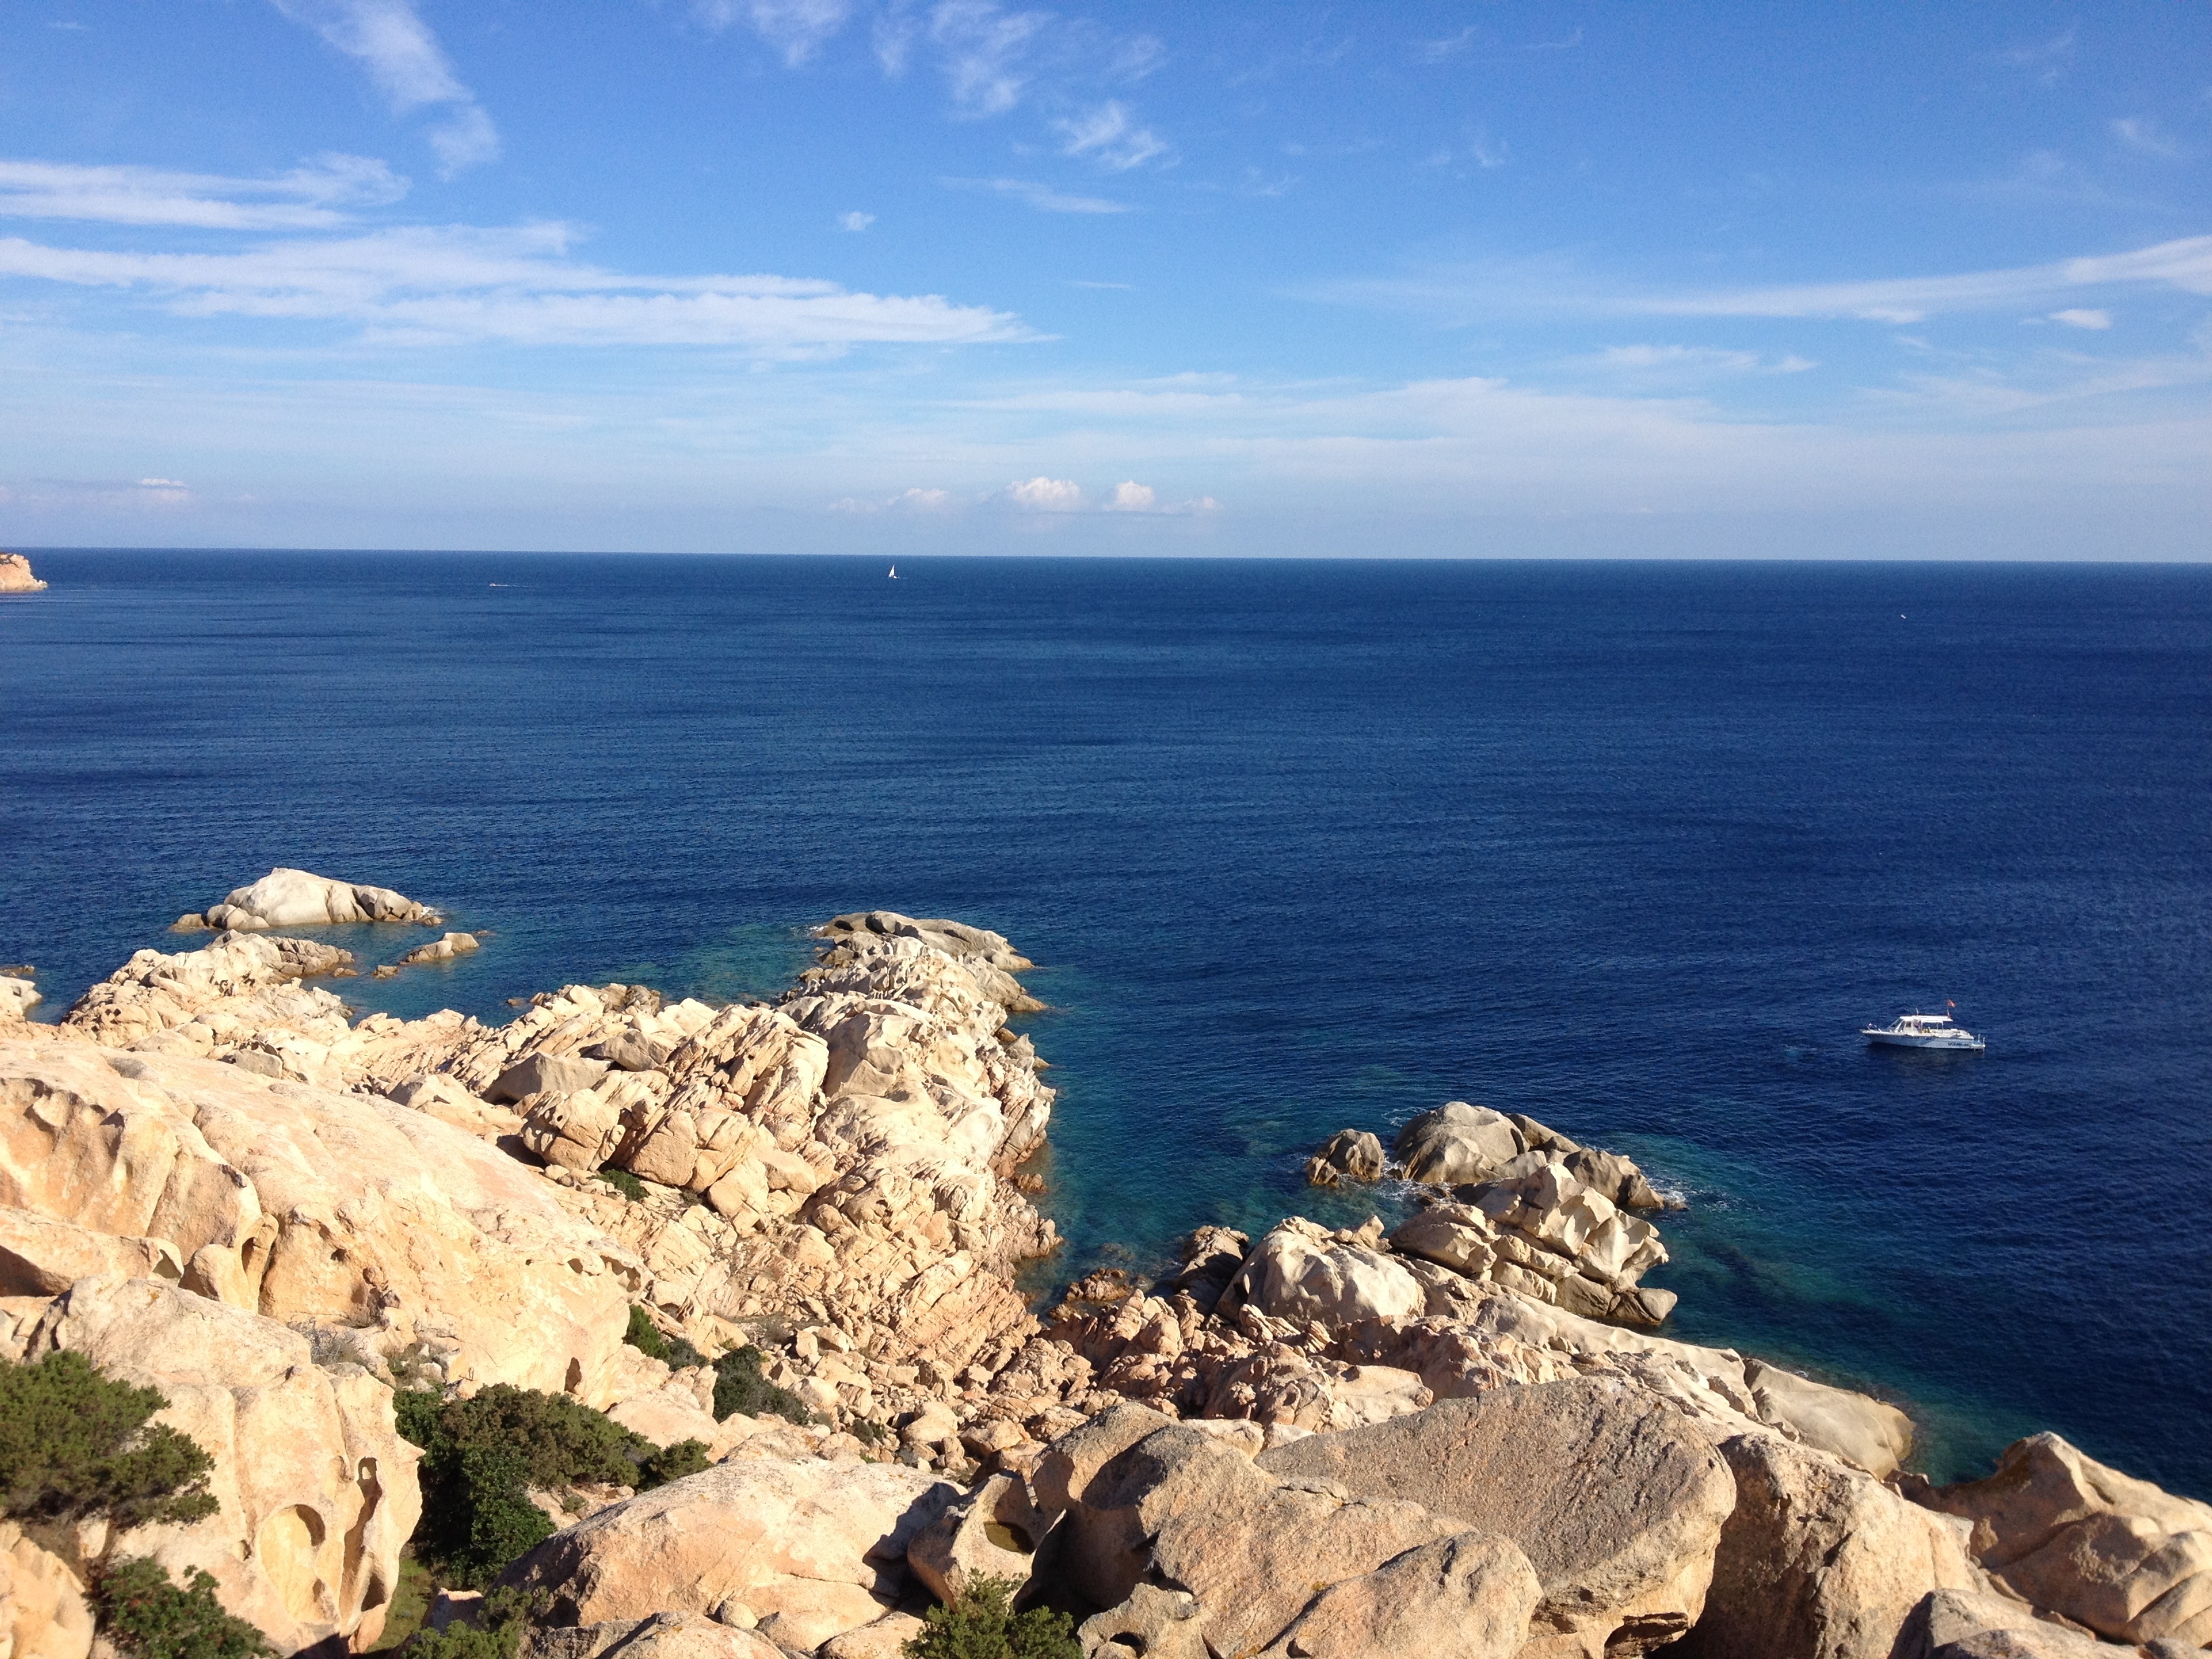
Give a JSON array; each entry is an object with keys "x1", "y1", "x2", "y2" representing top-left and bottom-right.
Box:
[
  {"x1": 0, "y1": 554, "x2": 46, "y2": 593},
  {"x1": 3, "y1": 901, "x2": 2207, "y2": 1659},
  {"x1": 178, "y1": 867, "x2": 441, "y2": 932}
]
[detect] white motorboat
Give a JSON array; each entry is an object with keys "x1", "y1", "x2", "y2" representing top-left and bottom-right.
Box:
[{"x1": 1862, "y1": 1007, "x2": 1985, "y2": 1051}]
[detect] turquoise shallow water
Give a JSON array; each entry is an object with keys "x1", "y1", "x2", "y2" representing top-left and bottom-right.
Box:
[{"x1": 4, "y1": 550, "x2": 2209, "y2": 1494}]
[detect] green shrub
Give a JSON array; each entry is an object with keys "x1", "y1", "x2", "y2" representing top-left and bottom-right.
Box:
[
  {"x1": 621, "y1": 1307, "x2": 707, "y2": 1372},
  {"x1": 851, "y1": 1418, "x2": 888, "y2": 1447},
  {"x1": 596, "y1": 1166, "x2": 647, "y2": 1202},
  {"x1": 711, "y1": 1347, "x2": 811, "y2": 1425},
  {"x1": 92, "y1": 1557, "x2": 273, "y2": 1659},
  {"x1": 902, "y1": 1577, "x2": 1077, "y2": 1659},
  {"x1": 394, "y1": 1385, "x2": 703, "y2": 1587},
  {"x1": 399, "y1": 1588, "x2": 539, "y2": 1659},
  {"x1": 0, "y1": 1352, "x2": 219, "y2": 1530}
]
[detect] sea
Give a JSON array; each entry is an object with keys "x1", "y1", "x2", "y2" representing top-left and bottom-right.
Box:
[{"x1": 4, "y1": 551, "x2": 2209, "y2": 1498}]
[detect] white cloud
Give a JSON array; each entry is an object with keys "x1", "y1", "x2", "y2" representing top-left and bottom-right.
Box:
[
  {"x1": 0, "y1": 221, "x2": 1036, "y2": 349},
  {"x1": 929, "y1": 0, "x2": 1051, "y2": 117},
  {"x1": 693, "y1": 0, "x2": 853, "y2": 66},
  {"x1": 941, "y1": 176, "x2": 1130, "y2": 214},
  {"x1": 1004, "y1": 475, "x2": 1084, "y2": 509},
  {"x1": 1591, "y1": 344, "x2": 1818, "y2": 375},
  {"x1": 2049, "y1": 308, "x2": 2113, "y2": 329},
  {"x1": 138, "y1": 476, "x2": 187, "y2": 489},
  {"x1": 0, "y1": 155, "x2": 406, "y2": 230},
  {"x1": 1104, "y1": 479, "x2": 1154, "y2": 510},
  {"x1": 1054, "y1": 102, "x2": 1170, "y2": 171},
  {"x1": 1418, "y1": 26, "x2": 1481, "y2": 63},
  {"x1": 2110, "y1": 117, "x2": 2184, "y2": 159},
  {"x1": 266, "y1": 0, "x2": 500, "y2": 174},
  {"x1": 838, "y1": 210, "x2": 876, "y2": 232},
  {"x1": 895, "y1": 486, "x2": 951, "y2": 509}
]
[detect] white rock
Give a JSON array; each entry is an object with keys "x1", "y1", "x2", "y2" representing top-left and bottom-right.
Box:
[{"x1": 193, "y1": 868, "x2": 438, "y2": 931}]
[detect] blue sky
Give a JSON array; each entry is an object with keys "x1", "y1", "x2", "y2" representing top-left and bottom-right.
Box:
[{"x1": 1, "y1": 2, "x2": 2207, "y2": 557}]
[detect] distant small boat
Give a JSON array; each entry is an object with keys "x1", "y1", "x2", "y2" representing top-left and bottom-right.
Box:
[
  {"x1": 1863, "y1": 1006, "x2": 1984, "y2": 1051},
  {"x1": 888, "y1": 565, "x2": 897, "y2": 579}
]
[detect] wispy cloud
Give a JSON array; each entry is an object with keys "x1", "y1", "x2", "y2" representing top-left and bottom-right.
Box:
[
  {"x1": 266, "y1": 0, "x2": 499, "y2": 174},
  {"x1": 0, "y1": 155, "x2": 406, "y2": 230},
  {"x1": 830, "y1": 485, "x2": 954, "y2": 512},
  {"x1": 2047, "y1": 308, "x2": 2112, "y2": 330},
  {"x1": 930, "y1": 0, "x2": 1052, "y2": 117},
  {"x1": 692, "y1": 0, "x2": 853, "y2": 66},
  {"x1": 941, "y1": 176, "x2": 1130, "y2": 213},
  {"x1": 1585, "y1": 344, "x2": 1817, "y2": 376},
  {"x1": 1054, "y1": 101, "x2": 1170, "y2": 171},
  {"x1": 1416, "y1": 25, "x2": 1481, "y2": 64},
  {"x1": 837, "y1": 209, "x2": 875, "y2": 232},
  {"x1": 0, "y1": 221, "x2": 1036, "y2": 350},
  {"x1": 2111, "y1": 117, "x2": 2186, "y2": 159}
]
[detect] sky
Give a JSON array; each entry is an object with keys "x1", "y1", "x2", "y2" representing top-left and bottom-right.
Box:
[{"x1": 1, "y1": 1, "x2": 2208, "y2": 558}]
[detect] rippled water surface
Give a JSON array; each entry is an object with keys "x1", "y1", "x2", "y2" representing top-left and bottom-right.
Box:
[{"x1": 5, "y1": 550, "x2": 2209, "y2": 1494}]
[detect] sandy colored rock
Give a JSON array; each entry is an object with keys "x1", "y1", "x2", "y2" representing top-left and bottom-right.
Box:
[
  {"x1": 1225, "y1": 1216, "x2": 1426, "y2": 1328},
  {"x1": 1914, "y1": 1433, "x2": 2212, "y2": 1648},
  {"x1": 0, "y1": 1523, "x2": 93, "y2": 1659},
  {"x1": 520, "y1": 1612, "x2": 785, "y2": 1659},
  {"x1": 190, "y1": 868, "x2": 438, "y2": 932},
  {"x1": 397, "y1": 932, "x2": 480, "y2": 967},
  {"x1": 23, "y1": 1275, "x2": 421, "y2": 1654},
  {"x1": 1393, "y1": 1202, "x2": 1500, "y2": 1277},
  {"x1": 0, "y1": 554, "x2": 47, "y2": 594},
  {"x1": 501, "y1": 1457, "x2": 958, "y2": 1641},
  {"x1": 62, "y1": 933, "x2": 354, "y2": 1052},
  {"x1": 1396, "y1": 1101, "x2": 1525, "y2": 1185},
  {"x1": 817, "y1": 1610, "x2": 928, "y2": 1659},
  {"x1": 1258, "y1": 1378, "x2": 1737, "y2": 1658},
  {"x1": 1304, "y1": 1128, "x2": 1385, "y2": 1187},
  {"x1": 0, "y1": 980, "x2": 39, "y2": 1023},
  {"x1": 1898, "y1": 1589, "x2": 2121, "y2": 1659},
  {"x1": 0, "y1": 1206, "x2": 184, "y2": 1297},
  {"x1": 1746, "y1": 1361, "x2": 1914, "y2": 1480},
  {"x1": 905, "y1": 1473, "x2": 1038, "y2": 1605},
  {"x1": 384, "y1": 1073, "x2": 523, "y2": 1142},
  {"x1": 492, "y1": 1050, "x2": 611, "y2": 1104},
  {"x1": 1675, "y1": 1431, "x2": 1979, "y2": 1659},
  {"x1": 1256, "y1": 1531, "x2": 1544, "y2": 1659},
  {"x1": 1079, "y1": 1585, "x2": 1207, "y2": 1659}
]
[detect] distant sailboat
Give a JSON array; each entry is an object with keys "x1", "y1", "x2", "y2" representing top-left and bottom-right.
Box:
[{"x1": 888, "y1": 565, "x2": 898, "y2": 579}]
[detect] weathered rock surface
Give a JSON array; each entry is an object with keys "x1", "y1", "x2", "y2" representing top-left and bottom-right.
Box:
[
  {"x1": 1897, "y1": 1589, "x2": 2123, "y2": 1659},
  {"x1": 1224, "y1": 1216, "x2": 1426, "y2": 1328},
  {"x1": 62, "y1": 933, "x2": 354, "y2": 1054},
  {"x1": 1397, "y1": 1101, "x2": 1527, "y2": 1185},
  {"x1": 0, "y1": 1522, "x2": 92, "y2": 1659},
  {"x1": 0, "y1": 1206, "x2": 184, "y2": 1296},
  {"x1": 0, "y1": 979, "x2": 38, "y2": 1023},
  {"x1": 501, "y1": 1458, "x2": 959, "y2": 1652},
  {"x1": 904, "y1": 1472, "x2": 1038, "y2": 1605},
  {"x1": 20, "y1": 1275, "x2": 422, "y2": 1654},
  {"x1": 1257, "y1": 1378, "x2": 1738, "y2": 1658},
  {"x1": 1913, "y1": 1433, "x2": 2212, "y2": 1649},
  {"x1": 183, "y1": 868, "x2": 439, "y2": 932},
  {"x1": 1304, "y1": 1128, "x2": 1385, "y2": 1186},
  {"x1": 1256, "y1": 1532, "x2": 1544, "y2": 1659},
  {"x1": 1675, "y1": 1431, "x2": 1980, "y2": 1659},
  {"x1": 397, "y1": 932, "x2": 480, "y2": 967},
  {"x1": 0, "y1": 554, "x2": 47, "y2": 594}
]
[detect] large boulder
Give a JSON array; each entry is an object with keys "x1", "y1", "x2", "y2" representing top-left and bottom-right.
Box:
[
  {"x1": 0, "y1": 1523, "x2": 92, "y2": 1659},
  {"x1": 0, "y1": 979, "x2": 39, "y2": 1023},
  {"x1": 188, "y1": 868, "x2": 439, "y2": 931},
  {"x1": 23, "y1": 1275, "x2": 422, "y2": 1654},
  {"x1": 0, "y1": 1206, "x2": 184, "y2": 1297},
  {"x1": 0, "y1": 554, "x2": 48, "y2": 594},
  {"x1": 61, "y1": 933, "x2": 354, "y2": 1052},
  {"x1": 1896, "y1": 1589, "x2": 2121, "y2": 1659},
  {"x1": 1912, "y1": 1433, "x2": 2212, "y2": 1648},
  {"x1": 1674, "y1": 1432, "x2": 1980, "y2": 1659},
  {"x1": 1304, "y1": 1129, "x2": 1385, "y2": 1187},
  {"x1": 1223, "y1": 1217, "x2": 1425, "y2": 1328},
  {"x1": 1256, "y1": 1532, "x2": 1543, "y2": 1659},
  {"x1": 1059, "y1": 1423, "x2": 1537, "y2": 1659},
  {"x1": 1395, "y1": 1102, "x2": 1525, "y2": 1185},
  {"x1": 500, "y1": 1458, "x2": 960, "y2": 1654},
  {"x1": 1256, "y1": 1378, "x2": 1738, "y2": 1658},
  {"x1": 0, "y1": 1039, "x2": 640, "y2": 1401}
]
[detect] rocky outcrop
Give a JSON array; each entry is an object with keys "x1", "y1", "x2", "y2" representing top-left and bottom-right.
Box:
[
  {"x1": 1303, "y1": 1128, "x2": 1384, "y2": 1186},
  {"x1": 1037, "y1": 1416, "x2": 1542, "y2": 1659},
  {"x1": 180, "y1": 868, "x2": 440, "y2": 933},
  {"x1": 1896, "y1": 1589, "x2": 2123, "y2": 1658},
  {"x1": 1911, "y1": 1433, "x2": 2212, "y2": 1649},
  {"x1": 1675, "y1": 1431, "x2": 1980, "y2": 1659},
  {"x1": 0, "y1": 1206, "x2": 184, "y2": 1296},
  {"x1": 1395, "y1": 1101, "x2": 1666, "y2": 1210},
  {"x1": 1257, "y1": 1378, "x2": 1738, "y2": 1658},
  {"x1": 1, "y1": 1522, "x2": 92, "y2": 1659},
  {"x1": 396, "y1": 932, "x2": 480, "y2": 967},
  {"x1": 0, "y1": 977, "x2": 38, "y2": 1023},
  {"x1": 62, "y1": 933, "x2": 354, "y2": 1055},
  {"x1": 18, "y1": 1275, "x2": 421, "y2": 1654},
  {"x1": 1223, "y1": 1216, "x2": 1427, "y2": 1327},
  {"x1": 0, "y1": 554, "x2": 47, "y2": 594},
  {"x1": 500, "y1": 1459, "x2": 959, "y2": 1654}
]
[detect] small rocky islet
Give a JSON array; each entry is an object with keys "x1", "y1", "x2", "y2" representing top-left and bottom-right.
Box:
[{"x1": 2, "y1": 873, "x2": 2207, "y2": 1659}]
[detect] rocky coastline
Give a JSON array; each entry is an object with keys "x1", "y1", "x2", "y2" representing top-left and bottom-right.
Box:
[
  {"x1": 0, "y1": 553, "x2": 46, "y2": 593},
  {"x1": 3, "y1": 880, "x2": 2208, "y2": 1659}
]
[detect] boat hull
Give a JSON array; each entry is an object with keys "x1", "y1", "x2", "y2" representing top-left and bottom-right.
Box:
[{"x1": 1865, "y1": 1031, "x2": 1984, "y2": 1051}]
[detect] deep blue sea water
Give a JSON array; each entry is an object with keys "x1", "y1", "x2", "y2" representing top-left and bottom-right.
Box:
[{"x1": 5, "y1": 551, "x2": 2209, "y2": 1497}]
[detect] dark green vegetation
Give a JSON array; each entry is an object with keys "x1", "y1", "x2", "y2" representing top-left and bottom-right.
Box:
[
  {"x1": 397, "y1": 1589, "x2": 539, "y2": 1659},
  {"x1": 91, "y1": 1559, "x2": 274, "y2": 1659},
  {"x1": 0, "y1": 1351, "x2": 218, "y2": 1530},
  {"x1": 621, "y1": 1305, "x2": 706, "y2": 1371},
  {"x1": 902, "y1": 1578, "x2": 1079, "y2": 1659},
  {"x1": 595, "y1": 1166, "x2": 647, "y2": 1202},
  {"x1": 368, "y1": 1559, "x2": 434, "y2": 1652},
  {"x1": 710, "y1": 1345, "x2": 811, "y2": 1425},
  {"x1": 394, "y1": 1385, "x2": 707, "y2": 1589}
]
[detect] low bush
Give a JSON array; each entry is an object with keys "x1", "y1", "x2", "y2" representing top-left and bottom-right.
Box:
[
  {"x1": 394, "y1": 1385, "x2": 705, "y2": 1588},
  {"x1": 91, "y1": 1557, "x2": 273, "y2": 1659},
  {"x1": 711, "y1": 1347, "x2": 811, "y2": 1425},
  {"x1": 902, "y1": 1577, "x2": 1077, "y2": 1659},
  {"x1": 0, "y1": 1351, "x2": 218, "y2": 1531},
  {"x1": 399, "y1": 1587, "x2": 539, "y2": 1659},
  {"x1": 596, "y1": 1166, "x2": 647, "y2": 1202},
  {"x1": 621, "y1": 1306, "x2": 705, "y2": 1371}
]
